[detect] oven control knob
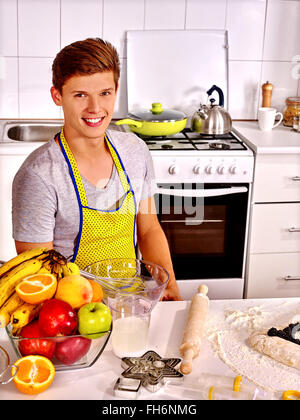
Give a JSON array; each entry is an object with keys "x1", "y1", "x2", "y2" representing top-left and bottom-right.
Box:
[
  {"x1": 229, "y1": 165, "x2": 239, "y2": 174},
  {"x1": 217, "y1": 165, "x2": 225, "y2": 174},
  {"x1": 168, "y1": 164, "x2": 179, "y2": 175},
  {"x1": 193, "y1": 165, "x2": 201, "y2": 175},
  {"x1": 205, "y1": 165, "x2": 214, "y2": 174}
]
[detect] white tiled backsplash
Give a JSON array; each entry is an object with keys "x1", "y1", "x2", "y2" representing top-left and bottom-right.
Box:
[{"x1": 0, "y1": 0, "x2": 299, "y2": 120}]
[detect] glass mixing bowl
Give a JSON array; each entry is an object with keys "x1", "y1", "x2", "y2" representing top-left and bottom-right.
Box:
[{"x1": 82, "y1": 259, "x2": 169, "y2": 308}]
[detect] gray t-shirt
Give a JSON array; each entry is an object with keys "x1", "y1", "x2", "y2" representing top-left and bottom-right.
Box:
[{"x1": 12, "y1": 130, "x2": 156, "y2": 259}]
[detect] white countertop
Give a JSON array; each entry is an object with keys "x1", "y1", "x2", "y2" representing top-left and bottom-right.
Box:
[
  {"x1": 1, "y1": 120, "x2": 299, "y2": 156},
  {"x1": 1, "y1": 297, "x2": 299, "y2": 401},
  {"x1": 233, "y1": 121, "x2": 300, "y2": 154}
]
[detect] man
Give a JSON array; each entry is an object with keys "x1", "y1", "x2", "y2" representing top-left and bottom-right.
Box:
[{"x1": 12, "y1": 38, "x2": 182, "y2": 301}]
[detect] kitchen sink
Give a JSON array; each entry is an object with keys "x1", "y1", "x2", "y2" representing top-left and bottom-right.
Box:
[
  {"x1": 0, "y1": 119, "x2": 63, "y2": 142},
  {"x1": 0, "y1": 119, "x2": 123, "y2": 142},
  {"x1": 7, "y1": 124, "x2": 62, "y2": 142}
]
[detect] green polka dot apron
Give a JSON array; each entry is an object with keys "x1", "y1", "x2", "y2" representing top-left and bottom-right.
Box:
[{"x1": 58, "y1": 127, "x2": 137, "y2": 269}]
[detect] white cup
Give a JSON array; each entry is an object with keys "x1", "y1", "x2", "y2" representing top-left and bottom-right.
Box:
[{"x1": 258, "y1": 107, "x2": 283, "y2": 131}]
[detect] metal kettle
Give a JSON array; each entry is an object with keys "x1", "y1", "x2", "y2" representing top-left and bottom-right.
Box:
[{"x1": 191, "y1": 85, "x2": 232, "y2": 134}]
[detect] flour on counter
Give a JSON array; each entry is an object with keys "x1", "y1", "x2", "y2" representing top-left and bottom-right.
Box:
[
  {"x1": 224, "y1": 306, "x2": 270, "y2": 333},
  {"x1": 204, "y1": 301, "x2": 300, "y2": 393}
]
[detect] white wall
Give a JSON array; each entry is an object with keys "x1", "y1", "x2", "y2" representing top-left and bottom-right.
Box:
[{"x1": 0, "y1": 0, "x2": 299, "y2": 120}]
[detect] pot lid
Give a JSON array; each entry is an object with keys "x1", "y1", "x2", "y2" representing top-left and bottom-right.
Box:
[{"x1": 129, "y1": 103, "x2": 186, "y2": 122}]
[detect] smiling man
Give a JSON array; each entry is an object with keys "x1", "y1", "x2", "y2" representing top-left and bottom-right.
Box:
[{"x1": 12, "y1": 38, "x2": 182, "y2": 301}]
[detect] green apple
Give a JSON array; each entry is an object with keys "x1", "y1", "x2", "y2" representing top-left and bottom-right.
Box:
[{"x1": 78, "y1": 302, "x2": 112, "y2": 339}]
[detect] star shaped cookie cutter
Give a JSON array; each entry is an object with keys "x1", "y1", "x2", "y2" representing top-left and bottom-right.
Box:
[{"x1": 114, "y1": 350, "x2": 183, "y2": 397}]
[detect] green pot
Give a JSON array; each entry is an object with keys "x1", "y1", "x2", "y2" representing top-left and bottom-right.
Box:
[{"x1": 115, "y1": 102, "x2": 187, "y2": 137}]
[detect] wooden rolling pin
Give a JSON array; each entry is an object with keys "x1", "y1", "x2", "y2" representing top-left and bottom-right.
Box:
[{"x1": 179, "y1": 285, "x2": 209, "y2": 374}]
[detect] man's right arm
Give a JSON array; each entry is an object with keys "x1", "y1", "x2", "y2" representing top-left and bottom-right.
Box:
[
  {"x1": 15, "y1": 240, "x2": 53, "y2": 255},
  {"x1": 12, "y1": 166, "x2": 56, "y2": 253}
]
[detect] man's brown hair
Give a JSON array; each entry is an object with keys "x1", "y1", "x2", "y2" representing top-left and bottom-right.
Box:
[{"x1": 52, "y1": 38, "x2": 120, "y2": 93}]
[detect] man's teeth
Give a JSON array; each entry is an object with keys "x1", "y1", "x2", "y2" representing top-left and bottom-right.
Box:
[{"x1": 84, "y1": 118, "x2": 103, "y2": 123}]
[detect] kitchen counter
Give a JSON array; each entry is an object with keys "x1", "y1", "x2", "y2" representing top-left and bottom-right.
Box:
[
  {"x1": 0, "y1": 297, "x2": 299, "y2": 401},
  {"x1": 233, "y1": 121, "x2": 300, "y2": 154}
]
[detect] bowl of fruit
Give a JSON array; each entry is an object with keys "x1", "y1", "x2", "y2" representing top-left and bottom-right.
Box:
[
  {"x1": 0, "y1": 249, "x2": 112, "y2": 372},
  {"x1": 82, "y1": 258, "x2": 169, "y2": 308}
]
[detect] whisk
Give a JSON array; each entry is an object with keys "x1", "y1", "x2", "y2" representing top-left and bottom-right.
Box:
[{"x1": 80, "y1": 270, "x2": 146, "y2": 293}]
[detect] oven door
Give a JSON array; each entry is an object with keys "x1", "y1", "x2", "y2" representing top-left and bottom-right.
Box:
[{"x1": 154, "y1": 183, "x2": 249, "y2": 283}]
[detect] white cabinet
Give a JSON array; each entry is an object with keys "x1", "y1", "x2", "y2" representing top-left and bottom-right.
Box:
[
  {"x1": 252, "y1": 154, "x2": 300, "y2": 202},
  {"x1": 247, "y1": 253, "x2": 300, "y2": 298},
  {"x1": 250, "y1": 203, "x2": 300, "y2": 254},
  {"x1": 245, "y1": 154, "x2": 300, "y2": 298}
]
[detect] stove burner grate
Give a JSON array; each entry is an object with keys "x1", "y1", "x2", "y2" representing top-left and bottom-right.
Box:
[
  {"x1": 209, "y1": 141, "x2": 230, "y2": 150},
  {"x1": 134, "y1": 128, "x2": 248, "y2": 151}
]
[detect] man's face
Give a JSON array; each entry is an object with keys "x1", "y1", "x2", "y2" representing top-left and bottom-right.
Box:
[{"x1": 51, "y1": 71, "x2": 118, "y2": 141}]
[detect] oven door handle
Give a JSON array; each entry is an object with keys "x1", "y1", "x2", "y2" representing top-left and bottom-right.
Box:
[{"x1": 156, "y1": 186, "x2": 248, "y2": 198}]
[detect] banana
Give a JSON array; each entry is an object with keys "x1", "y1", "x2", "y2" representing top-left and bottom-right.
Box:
[
  {"x1": 62, "y1": 262, "x2": 80, "y2": 277},
  {"x1": 10, "y1": 302, "x2": 42, "y2": 335},
  {"x1": 58, "y1": 265, "x2": 64, "y2": 280},
  {"x1": 44, "y1": 249, "x2": 67, "y2": 265},
  {"x1": 37, "y1": 266, "x2": 52, "y2": 274},
  {"x1": 40, "y1": 259, "x2": 53, "y2": 273},
  {"x1": 0, "y1": 259, "x2": 42, "y2": 307},
  {"x1": 0, "y1": 293, "x2": 25, "y2": 328},
  {"x1": 0, "y1": 247, "x2": 48, "y2": 278},
  {"x1": 52, "y1": 262, "x2": 63, "y2": 280}
]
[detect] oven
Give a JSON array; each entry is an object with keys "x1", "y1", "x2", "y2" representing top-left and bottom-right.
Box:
[
  {"x1": 154, "y1": 181, "x2": 251, "y2": 300},
  {"x1": 141, "y1": 128, "x2": 254, "y2": 300}
]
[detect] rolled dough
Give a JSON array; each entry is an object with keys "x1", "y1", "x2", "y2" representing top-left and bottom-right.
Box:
[{"x1": 249, "y1": 332, "x2": 300, "y2": 371}]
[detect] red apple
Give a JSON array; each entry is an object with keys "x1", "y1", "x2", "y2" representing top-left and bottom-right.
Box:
[
  {"x1": 55, "y1": 336, "x2": 91, "y2": 365},
  {"x1": 19, "y1": 320, "x2": 56, "y2": 359},
  {"x1": 38, "y1": 299, "x2": 77, "y2": 337}
]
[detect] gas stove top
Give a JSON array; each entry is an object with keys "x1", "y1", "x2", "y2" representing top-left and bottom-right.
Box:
[
  {"x1": 116, "y1": 124, "x2": 254, "y2": 183},
  {"x1": 134, "y1": 128, "x2": 248, "y2": 152}
]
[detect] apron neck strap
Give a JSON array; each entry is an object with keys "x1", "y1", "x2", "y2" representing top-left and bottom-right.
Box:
[
  {"x1": 59, "y1": 127, "x2": 88, "y2": 206},
  {"x1": 59, "y1": 128, "x2": 132, "y2": 207}
]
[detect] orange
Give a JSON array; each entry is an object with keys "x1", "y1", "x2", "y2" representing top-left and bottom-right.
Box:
[
  {"x1": 16, "y1": 273, "x2": 57, "y2": 304},
  {"x1": 11, "y1": 355, "x2": 55, "y2": 395},
  {"x1": 88, "y1": 279, "x2": 103, "y2": 302}
]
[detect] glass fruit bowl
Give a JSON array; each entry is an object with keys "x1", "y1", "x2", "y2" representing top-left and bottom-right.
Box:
[
  {"x1": 5, "y1": 324, "x2": 112, "y2": 372},
  {"x1": 0, "y1": 345, "x2": 19, "y2": 385},
  {"x1": 82, "y1": 258, "x2": 169, "y2": 308},
  {"x1": 0, "y1": 345, "x2": 10, "y2": 373}
]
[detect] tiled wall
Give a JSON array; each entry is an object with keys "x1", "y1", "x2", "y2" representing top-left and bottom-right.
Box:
[{"x1": 0, "y1": 0, "x2": 299, "y2": 120}]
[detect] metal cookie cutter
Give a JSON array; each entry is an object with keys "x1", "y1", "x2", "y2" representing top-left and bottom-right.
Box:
[
  {"x1": 114, "y1": 377, "x2": 142, "y2": 399},
  {"x1": 114, "y1": 350, "x2": 183, "y2": 398}
]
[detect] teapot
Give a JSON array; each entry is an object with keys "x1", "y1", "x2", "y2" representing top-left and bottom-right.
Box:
[{"x1": 191, "y1": 85, "x2": 232, "y2": 135}]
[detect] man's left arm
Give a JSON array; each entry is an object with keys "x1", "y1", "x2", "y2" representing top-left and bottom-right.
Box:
[{"x1": 136, "y1": 196, "x2": 182, "y2": 301}]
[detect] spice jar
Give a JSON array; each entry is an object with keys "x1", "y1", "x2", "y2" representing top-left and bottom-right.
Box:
[{"x1": 283, "y1": 97, "x2": 300, "y2": 127}]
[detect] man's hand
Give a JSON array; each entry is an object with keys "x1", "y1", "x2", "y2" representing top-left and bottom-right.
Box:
[{"x1": 162, "y1": 280, "x2": 183, "y2": 301}]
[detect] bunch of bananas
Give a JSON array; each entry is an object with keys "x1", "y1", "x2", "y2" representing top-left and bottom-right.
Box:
[{"x1": 0, "y1": 248, "x2": 80, "y2": 334}]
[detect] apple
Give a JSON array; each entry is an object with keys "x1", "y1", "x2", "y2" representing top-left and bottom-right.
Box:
[
  {"x1": 19, "y1": 320, "x2": 56, "y2": 360},
  {"x1": 78, "y1": 302, "x2": 111, "y2": 339},
  {"x1": 38, "y1": 298, "x2": 77, "y2": 337},
  {"x1": 55, "y1": 336, "x2": 91, "y2": 365}
]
